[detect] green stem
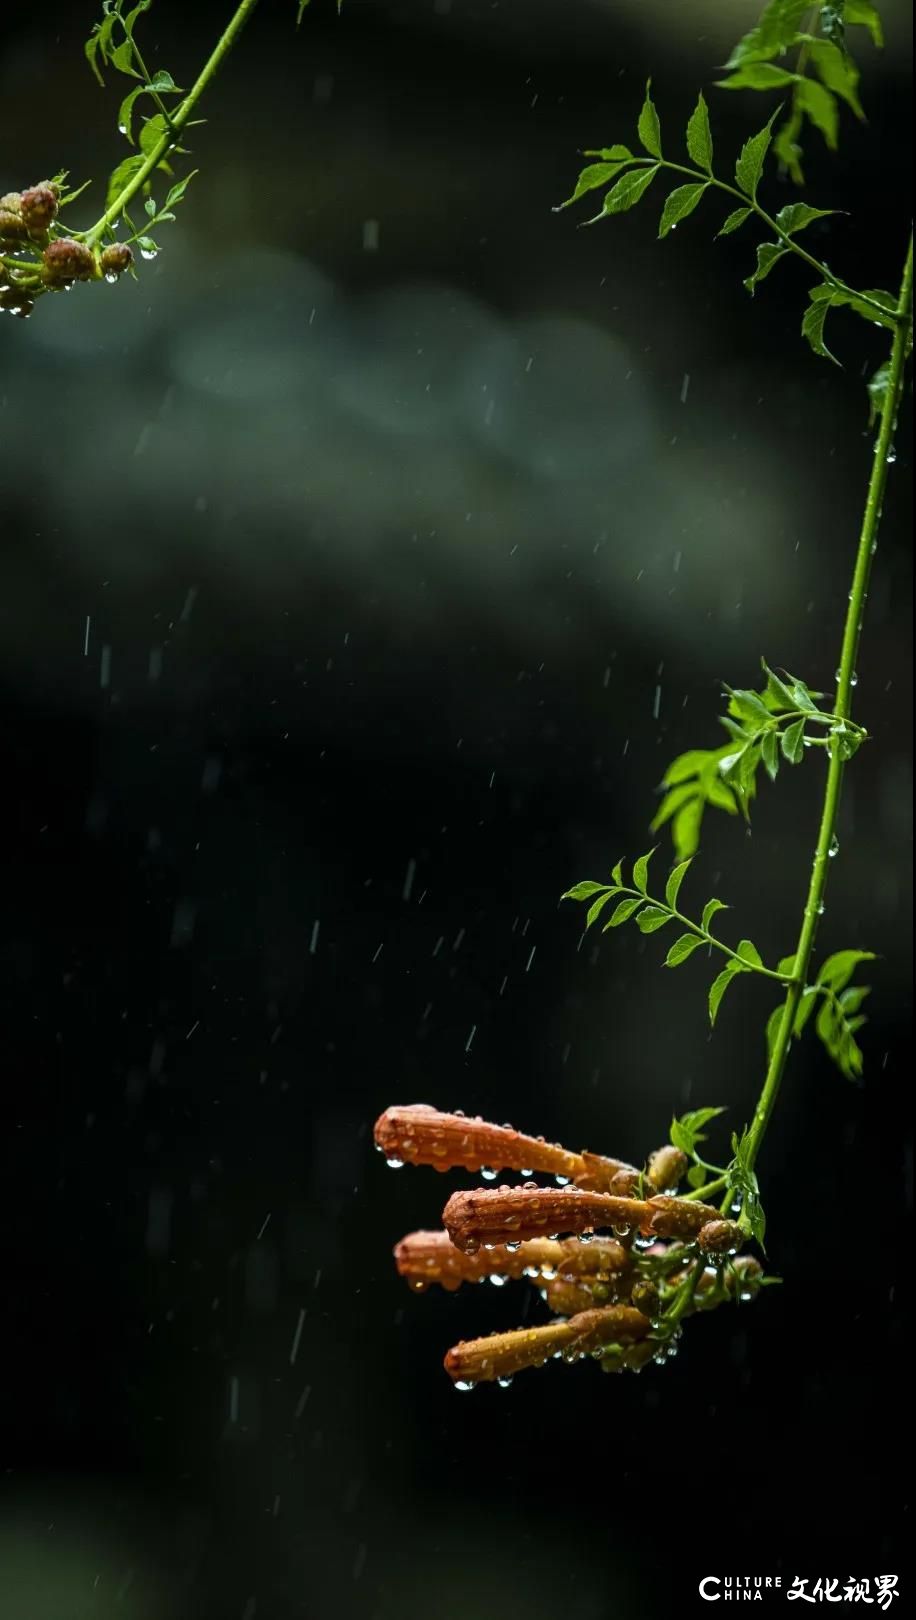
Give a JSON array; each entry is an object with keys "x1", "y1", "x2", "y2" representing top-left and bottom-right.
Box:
[
  {"x1": 84, "y1": 0, "x2": 261, "y2": 249},
  {"x1": 659, "y1": 1257, "x2": 704, "y2": 1330},
  {"x1": 741, "y1": 228, "x2": 913, "y2": 1176},
  {"x1": 683, "y1": 1173, "x2": 727, "y2": 1203},
  {"x1": 621, "y1": 887, "x2": 792, "y2": 982}
]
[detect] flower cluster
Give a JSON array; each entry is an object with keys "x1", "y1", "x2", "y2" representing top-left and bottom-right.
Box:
[
  {"x1": 1, "y1": 179, "x2": 133, "y2": 319},
  {"x1": 375, "y1": 1105, "x2": 766, "y2": 1386}
]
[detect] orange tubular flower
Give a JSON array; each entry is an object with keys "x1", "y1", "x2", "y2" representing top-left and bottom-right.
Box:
[
  {"x1": 444, "y1": 1305, "x2": 650, "y2": 1385},
  {"x1": 373, "y1": 1104, "x2": 634, "y2": 1187},
  {"x1": 441, "y1": 1184, "x2": 722, "y2": 1252},
  {"x1": 442, "y1": 1184, "x2": 651, "y2": 1252},
  {"x1": 393, "y1": 1229, "x2": 632, "y2": 1292}
]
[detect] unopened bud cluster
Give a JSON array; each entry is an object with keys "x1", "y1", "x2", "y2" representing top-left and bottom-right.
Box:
[
  {"x1": 1, "y1": 179, "x2": 133, "y2": 319},
  {"x1": 375, "y1": 1104, "x2": 766, "y2": 1386}
]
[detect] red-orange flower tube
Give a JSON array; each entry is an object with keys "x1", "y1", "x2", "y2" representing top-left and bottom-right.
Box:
[
  {"x1": 443, "y1": 1304, "x2": 650, "y2": 1384},
  {"x1": 373, "y1": 1104, "x2": 635, "y2": 1187}
]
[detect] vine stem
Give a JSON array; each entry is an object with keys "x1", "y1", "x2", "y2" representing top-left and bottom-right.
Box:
[
  {"x1": 741, "y1": 227, "x2": 914, "y2": 1176},
  {"x1": 84, "y1": 0, "x2": 262, "y2": 249}
]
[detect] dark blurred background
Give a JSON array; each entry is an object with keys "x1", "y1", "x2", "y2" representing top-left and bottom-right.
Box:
[{"x1": 1, "y1": 2, "x2": 912, "y2": 1616}]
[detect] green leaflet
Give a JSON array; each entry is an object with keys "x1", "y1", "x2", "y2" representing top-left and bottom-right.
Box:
[
  {"x1": 685, "y1": 91, "x2": 713, "y2": 171},
  {"x1": 637, "y1": 906, "x2": 674, "y2": 934},
  {"x1": 761, "y1": 729, "x2": 780, "y2": 781},
  {"x1": 744, "y1": 242, "x2": 789, "y2": 294},
  {"x1": 632, "y1": 849, "x2": 655, "y2": 894},
  {"x1": 562, "y1": 881, "x2": 613, "y2": 901},
  {"x1": 845, "y1": 0, "x2": 884, "y2": 47},
  {"x1": 724, "y1": 0, "x2": 812, "y2": 69},
  {"x1": 665, "y1": 933, "x2": 705, "y2": 967},
  {"x1": 670, "y1": 1106, "x2": 726, "y2": 1156},
  {"x1": 588, "y1": 166, "x2": 659, "y2": 221},
  {"x1": 775, "y1": 202, "x2": 838, "y2": 236},
  {"x1": 816, "y1": 949, "x2": 877, "y2": 993},
  {"x1": 606, "y1": 898, "x2": 644, "y2": 927},
  {"x1": 708, "y1": 963, "x2": 741, "y2": 1026},
  {"x1": 555, "y1": 151, "x2": 635, "y2": 210},
  {"x1": 638, "y1": 81, "x2": 663, "y2": 158},
  {"x1": 718, "y1": 63, "x2": 799, "y2": 91},
  {"x1": 106, "y1": 153, "x2": 145, "y2": 209},
  {"x1": 718, "y1": 207, "x2": 752, "y2": 238},
  {"x1": 727, "y1": 1130, "x2": 767, "y2": 1249},
  {"x1": 781, "y1": 718, "x2": 806, "y2": 762},
  {"x1": 702, "y1": 898, "x2": 728, "y2": 933},
  {"x1": 658, "y1": 183, "x2": 707, "y2": 239},
  {"x1": 651, "y1": 747, "x2": 738, "y2": 860},
  {"x1": 735, "y1": 110, "x2": 779, "y2": 198},
  {"x1": 797, "y1": 77, "x2": 839, "y2": 149},
  {"x1": 867, "y1": 361, "x2": 891, "y2": 425},
  {"x1": 803, "y1": 37, "x2": 865, "y2": 120},
  {"x1": 665, "y1": 859, "x2": 692, "y2": 909}
]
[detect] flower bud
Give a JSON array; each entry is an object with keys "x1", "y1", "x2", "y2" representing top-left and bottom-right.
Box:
[
  {"x1": 42, "y1": 237, "x2": 96, "y2": 286},
  {"x1": 0, "y1": 193, "x2": 26, "y2": 242},
  {"x1": 20, "y1": 183, "x2": 59, "y2": 234},
  {"x1": 100, "y1": 242, "x2": 134, "y2": 278},
  {"x1": 629, "y1": 1277, "x2": 659, "y2": 1316},
  {"x1": 608, "y1": 1168, "x2": 641, "y2": 1196},
  {"x1": 646, "y1": 1144, "x2": 688, "y2": 1192},
  {"x1": 697, "y1": 1219, "x2": 744, "y2": 1254},
  {"x1": 647, "y1": 1194, "x2": 721, "y2": 1239}
]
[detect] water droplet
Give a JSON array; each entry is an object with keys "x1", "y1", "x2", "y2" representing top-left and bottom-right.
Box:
[
  {"x1": 828, "y1": 835, "x2": 840, "y2": 859},
  {"x1": 886, "y1": 446, "x2": 897, "y2": 464},
  {"x1": 385, "y1": 1157, "x2": 404, "y2": 1170},
  {"x1": 520, "y1": 1168, "x2": 533, "y2": 1177},
  {"x1": 850, "y1": 671, "x2": 858, "y2": 686},
  {"x1": 104, "y1": 272, "x2": 118, "y2": 284},
  {"x1": 816, "y1": 902, "x2": 825, "y2": 916},
  {"x1": 497, "y1": 1376, "x2": 514, "y2": 1388},
  {"x1": 480, "y1": 1166, "x2": 497, "y2": 1181},
  {"x1": 505, "y1": 1240, "x2": 521, "y2": 1252},
  {"x1": 554, "y1": 1174, "x2": 570, "y2": 1186},
  {"x1": 489, "y1": 1274, "x2": 508, "y2": 1288},
  {"x1": 140, "y1": 246, "x2": 159, "y2": 261},
  {"x1": 454, "y1": 1380, "x2": 476, "y2": 1392}
]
